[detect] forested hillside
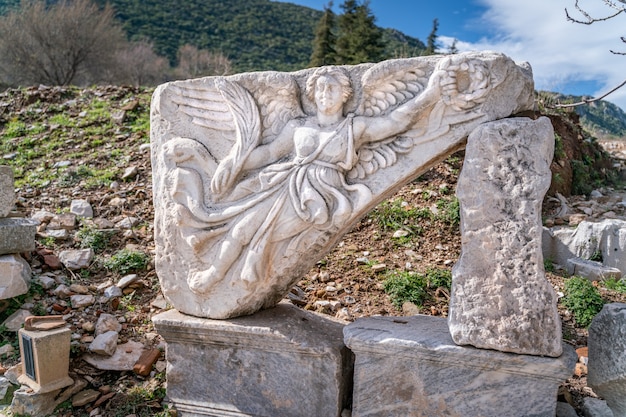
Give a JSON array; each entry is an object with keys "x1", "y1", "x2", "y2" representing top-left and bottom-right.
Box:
[
  {"x1": 102, "y1": 0, "x2": 426, "y2": 71},
  {"x1": 0, "y1": 0, "x2": 425, "y2": 72}
]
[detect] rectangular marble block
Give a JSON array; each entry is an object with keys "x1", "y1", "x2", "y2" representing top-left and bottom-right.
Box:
[
  {"x1": 344, "y1": 315, "x2": 576, "y2": 417},
  {"x1": 0, "y1": 218, "x2": 38, "y2": 255},
  {"x1": 153, "y1": 303, "x2": 352, "y2": 417}
]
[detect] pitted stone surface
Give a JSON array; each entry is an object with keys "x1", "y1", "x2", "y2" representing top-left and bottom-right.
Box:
[
  {"x1": 448, "y1": 117, "x2": 562, "y2": 357},
  {"x1": 588, "y1": 303, "x2": 626, "y2": 417}
]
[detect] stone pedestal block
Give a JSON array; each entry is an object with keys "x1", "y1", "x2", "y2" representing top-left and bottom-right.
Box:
[
  {"x1": 344, "y1": 315, "x2": 576, "y2": 417},
  {"x1": 18, "y1": 326, "x2": 73, "y2": 393},
  {"x1": 0, "y1": 166, "x2": 14, "y2": 217},
  {"x1": 153, "y1": 303, "x2": 352, "y2": 417},
  {"x1": 0, "y1": 218, "x2": 38, "y2": 256}
]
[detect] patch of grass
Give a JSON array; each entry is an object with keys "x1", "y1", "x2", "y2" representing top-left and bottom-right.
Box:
[
  {"x1": 383, "y1": 271, "x2": 427, "y2": 309},
  {"x1": 102, "y1": 249, "x2": 149, "y2": 275},
  {"x1": 544, "y1": 257, "x2": 555, "y2": 273},
  {"x1": 562, "y1": 276, "x2": 605, "y2": 328},
  {"x1": 111, "y1": 384, "x2": 167, "y2": 417},
  {"x1": 602, "y1": 277, "x2": 626, "y2": 293},
  {"x1": 3, "y1": 119, "x2": 27, "y2": 138},
  {"x1": 371, "y1": 199, "x2": 431, "y2": 236},
  {"x1": 77, "y1": 226, "x2": 112, "y2": 253},
  {"x1": 435, "y1": 197, "x2": 460, "y2": 227},
  {"x1": 383, "y1": 268, "x2": 452, "y2": 309}
]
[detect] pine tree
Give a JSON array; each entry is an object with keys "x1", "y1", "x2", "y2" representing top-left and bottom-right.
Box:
[
  {"x1": 335, "y1": 0, "x2": 384, "y2": 64},
  {"x1": 309, "y1": 2, "x2": 337, "y2": 67},
  {"x1": 422, "y1": 18, "x2": 439, "y2": 56}
]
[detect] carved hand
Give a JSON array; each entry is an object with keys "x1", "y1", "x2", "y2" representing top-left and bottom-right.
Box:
[{"x1": 210, "y1": 155, "x2": 236, "y2": 196}]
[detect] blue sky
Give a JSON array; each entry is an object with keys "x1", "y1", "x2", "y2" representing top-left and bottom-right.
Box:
[{"x1": 273, "y1": 0, "x2": 626, "y2": 111}]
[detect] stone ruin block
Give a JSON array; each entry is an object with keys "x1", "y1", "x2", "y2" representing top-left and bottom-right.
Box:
[
  {"x1": 344, "y1": 315, "x2": 576, "y2": 417},
  {"x1": 153, "y1": 303, "x2": 352, "y2": 417},
  {"x1": 0, "y1": 217, "x2": 38, "y2": 256},
  {"x1": 588, "y1": 303, "x2": 626, "y2": 416},
  {"x1": 0, "y1": 166, "x2": 15, "y2": 218},
  {"x1": 448, "y1": 117, "x2": 563, "y2": 357}
]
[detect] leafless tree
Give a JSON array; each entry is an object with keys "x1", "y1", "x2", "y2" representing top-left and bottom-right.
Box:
[
  {"x1": 0, "y1": 0, "x2": 127, "y2": 86},
  {"x1": 557, "y1": 0, "x2": 626, "y2": 107},
  {"x1": 114, "y1": 41, "x2": 170, "y2": 87},
  {"x1": 173, "y1": 44, "x2": 232, "y2": 80}
]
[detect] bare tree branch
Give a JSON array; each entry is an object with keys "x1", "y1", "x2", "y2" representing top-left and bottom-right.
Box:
[
  {"x1": 552, "y1": 78, "x2": 626, "y2": 108},
  {"x1": 566, "y1": 0, "x2": 626, "y2": 24}
]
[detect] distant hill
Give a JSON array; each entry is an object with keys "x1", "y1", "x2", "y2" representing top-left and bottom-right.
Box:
[
  {"x1": 0, "y1": 0, "x2": 426, "y2": 72},
  {"x1": 539, "y1": 91, "x2": 626, "y2": 139}
]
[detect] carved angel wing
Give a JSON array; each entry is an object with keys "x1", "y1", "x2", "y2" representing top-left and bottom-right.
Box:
[
  {"x1": 348, "y1": 59, "x2": 432, "y2": 180},
  {"x1": 236, "y1": 72, "x2": 305, "y2": 142},
  {"x1": 357, "y1": 58, "x2": 430, "y2": 117},
  {"x1": 168, "y1": 79, "x2": 237, "y2": 139}
]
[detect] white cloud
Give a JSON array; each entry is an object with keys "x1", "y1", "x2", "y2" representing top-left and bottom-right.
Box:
[{"x1": 442, "y1": 0, "x2": 626, "y2": 110}]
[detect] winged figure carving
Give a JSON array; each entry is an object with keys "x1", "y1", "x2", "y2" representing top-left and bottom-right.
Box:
[{"x1": 150, "y1": 52, "x2": 522, "y2": 319}]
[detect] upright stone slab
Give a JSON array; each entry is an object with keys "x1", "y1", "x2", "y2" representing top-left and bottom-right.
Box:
[
  {"x1": 0, "y1": 218, "x2": 38, "y2": 256},
  {"x1": 344, "y1": 315, "x2": 576, "y2": 417},
  {"x1": 588, "y1": 303, "x2": 626, "y2": 416},
  {"x1": 151, "y1": 52, "x2": 534, "y2": 319},
  {"x1": 153, "y1": 303, "x2": 352, "y2": 417},
  {"x1": 0, "y1": 166, "x2": 14, "y2": 217},
  {"x1": 448, "y1": 117, "x2": 563, "y2": 357}
]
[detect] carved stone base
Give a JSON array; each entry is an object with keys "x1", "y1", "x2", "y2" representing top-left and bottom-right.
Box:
[
  {"x1": 153, "y1": 303, "x2": 352, "y2": 417},
  {"x1": 344, "y1": 315, "x2": 576, "y2": 417}
]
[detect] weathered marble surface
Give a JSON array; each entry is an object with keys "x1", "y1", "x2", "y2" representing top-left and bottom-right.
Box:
[
  {"x1": 344, "y1": 315, "x2": 576, "y2": 417},
  {"x1": 588, "y1": 303, "x2": 626, "y2": 417},
  {"x1": 153, "y1": 303, "x2": 352, "y2": 417},
  {"x1": 151, "y1": 51, "x2": 534, "y2": 319},
  {"x1": 448, "y1": 117, "x2": 563, "y2": 357},
  {"x1": 0, "y1": 166, "x2": 14, "y2": 217},
  {"x1": 0, "y1": 218, "x2": 38, "y2": 256},
  {"x1": 543, "y1": 219, "x2": 626, "y2": 276}
]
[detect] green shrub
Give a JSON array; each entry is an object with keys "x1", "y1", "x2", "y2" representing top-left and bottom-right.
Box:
[
  {"x1": 102, "y1": 249, "x2": 149, "y2": 275},
  {"x1": 383, "y1": 271, "x2": 427, "y2": 309},
  {"x1": 562, "y1": 276, "x2": 605, "y2": 327},
  {"x1": 77, "y1": 226, "x2": 111, "y2": 253},
  {"x1": 602, "y1": 277, "x2": 626, "y2": 293},
  {"x1": 383, "y1": 268, "x2": 451, "y2": 309}
]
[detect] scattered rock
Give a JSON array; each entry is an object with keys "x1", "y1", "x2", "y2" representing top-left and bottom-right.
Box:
[
  {"x1": 0, "y1": 254, "x2": 31, "y2": 299},
  {"x1": 2, "y1": 309, "x2": 32, "y2": 331},
  {"x1": 71, "y1": 294, "x2": 95, "y2": 309},
  {"x1": 150, "y1": 295, "x2": 168, "y2": 310},
  {"x1": 71, "y1": 389, "x2": 101, "y2": 407},
  {"x1": 117, "y1": 274, "x2": 139, "y2": 289},
  {"x1": 89, "y1": 331, "x2": 119, "y2": 356},
  {"x1": 70, "y1": 199, "x2": 94, "y2": 218},
  {"x1": 95, "y1": 313, "x2": 122, "y2": 335},
  {"x1": 59, "y1": 248, "x2": 94, "y2": 270},
  {"x1": 82, "y1": 340, "x2": 145, "y2": 371},
  {"x1": 121, "y1": 166, "x2": 139, "y2": 180},
  {"x1": 104, "y1": 285, "x2": 123, "y2": 298},
  {"x1": 581, "y1": 397, "x2": 614, "y2": 417}
]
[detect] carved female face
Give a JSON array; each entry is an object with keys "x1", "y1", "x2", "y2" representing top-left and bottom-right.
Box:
[{"x1": 314, "y1": 75, "x2": 346, "y2": 115}]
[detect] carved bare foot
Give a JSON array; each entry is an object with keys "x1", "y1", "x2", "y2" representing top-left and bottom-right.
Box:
[{"x1": 188, "y1": 266, "x2": 221, "y2": 294}]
